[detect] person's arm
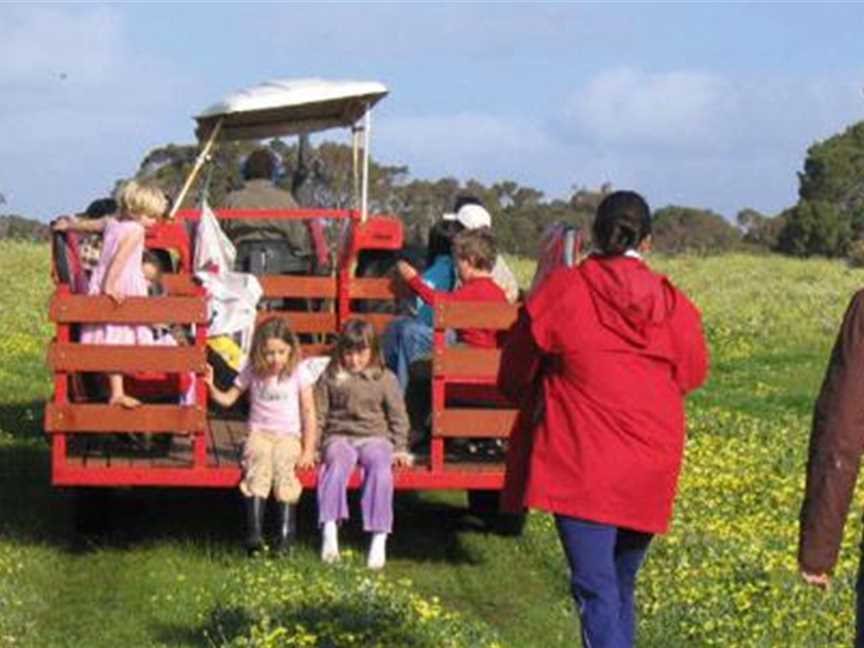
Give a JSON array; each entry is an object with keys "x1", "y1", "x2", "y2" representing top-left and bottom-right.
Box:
[
  {"x1": 297, "y1": 384, "x2": 318, "y2": 469},
  {"x1": 53, "y1": 215, "x2": 108, "y2": 233},
  {"x1": 799, "y1": 291, "x2": 864, "y2": 586},
  {"x1": 102, "y1": 225, "x2": 143, "y2": 303},
  {"x1": 492, "y1": 255, "x2": 520, "y2": 304},
  {"x1": 498, "y1": 307, "x2": 543, "y2": 404},
  {"x1": 669, "y1": 290, "x2": 709, "y2": 395},
  {"x1": 381, "y1": 371, "x2": 411, "y2": 463},
  {"x1": 314, "y1": 377, "x2": 331, "y2": 442},
  {"x1": 203, "y1": 365, "x2": 244, "y2": 408},
  {"x1": 396, "y1": 260, "x2": 446, "y2": 306}
]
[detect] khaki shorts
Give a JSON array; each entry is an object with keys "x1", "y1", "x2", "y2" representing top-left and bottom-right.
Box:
[{"x1": 239, "y1": 430, "x2": 302, "y2": 503}]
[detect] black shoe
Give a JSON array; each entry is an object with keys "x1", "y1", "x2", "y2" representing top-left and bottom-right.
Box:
[
  {"x1": 274, "y1": 502, "x2": 297, "y2": 554},
  {"x1": 244, "y1": 496, "x2": 266, "y2": 555}
]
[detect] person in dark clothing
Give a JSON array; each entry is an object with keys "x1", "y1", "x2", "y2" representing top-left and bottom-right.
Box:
[
  {"x1": 221, "y1": 148, "x2": 313, "y2": 275},
  {"x1": 799, "y1": 290, "x2": 864, "y2": 644}
]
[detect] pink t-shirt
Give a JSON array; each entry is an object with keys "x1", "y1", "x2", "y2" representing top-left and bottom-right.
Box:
[{"x1": 234, "y1": 362, "x2": 314, "y2": 437}]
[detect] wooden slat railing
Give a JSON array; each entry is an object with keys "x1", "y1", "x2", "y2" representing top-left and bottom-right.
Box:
[{"x1": 48, "y1": 343, "x2": 206, "y2": 373}]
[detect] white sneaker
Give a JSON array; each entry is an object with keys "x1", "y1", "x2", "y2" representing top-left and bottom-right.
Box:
[
  {"x1": 367, "y1": 532, "x2": 388, "y2": 570},
  {"x1": 321, "y1": 521, "x2": 340, "y2": 564}
]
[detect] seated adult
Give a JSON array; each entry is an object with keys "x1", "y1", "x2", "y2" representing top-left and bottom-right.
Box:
[
  {"x1": 442, "y1": 198, "x2": 519, "y2": 303},
  {"x1": 220, "y1": 148, "x2": 313, "y2": 276}
]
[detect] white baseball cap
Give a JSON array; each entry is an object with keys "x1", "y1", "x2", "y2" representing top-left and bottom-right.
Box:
[{"x1": 442, "y1": 204, "x2": 492, "y2": 229}]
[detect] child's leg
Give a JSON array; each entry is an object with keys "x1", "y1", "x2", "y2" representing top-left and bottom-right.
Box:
[
  {"x1": 240, "y1": 431, "x2": 274, "y2": 552},
  {"x1": 317, "y1": 438, "x2": 359, "y2": 526},
  {"x1": 356, "y1": 439, "x2": 395, "y2": 534},
  {"x1": 108, "y1": 373, "x2": 141, "y2": 408},
  {"x1": 272, "y1": 435, "x2": 303, "y2": 552},
  {"x1": 317, "y1": 438, "x2": 358, "y2": 563}
]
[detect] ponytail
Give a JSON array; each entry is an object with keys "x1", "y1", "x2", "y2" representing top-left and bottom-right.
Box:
[{"x1": 592, "y1": 191, "x2": 651, "y2": 257}]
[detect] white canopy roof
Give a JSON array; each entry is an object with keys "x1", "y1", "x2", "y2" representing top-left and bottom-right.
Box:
[{"x1": 194, "y1": 78, "x2": 388, "y2": 141}]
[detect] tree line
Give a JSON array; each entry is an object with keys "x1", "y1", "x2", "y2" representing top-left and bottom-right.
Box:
[{"x1": 4, "y1": 118, "x2": 864, "y2": 259}]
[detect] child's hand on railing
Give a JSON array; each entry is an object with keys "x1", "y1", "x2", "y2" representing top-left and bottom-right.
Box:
[
  {"x1": 105, "y1": 285, "x2": 125, "y2": 305},
  {"x1": 51, "y1": 216, "x2": 73, "y2": 232},
  {"x1": 392, "y1": 451, "x2": 414, "y2": 468},
  {"x1": 297, "y1": 449, "x2": 316, "y2": 470},
  {"x1": 395, "y1": 261, "x2": 417, "y2": 282}
]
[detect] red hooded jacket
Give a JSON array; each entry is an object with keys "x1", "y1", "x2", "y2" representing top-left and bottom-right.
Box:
[{"x1": 499, "y1": 256, "x2": 708, "y2": 533}]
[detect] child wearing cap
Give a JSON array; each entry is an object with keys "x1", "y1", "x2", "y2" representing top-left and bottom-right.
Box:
[
  {"x1": 442, "y1": 202, "x2": 519, "y2": 303},
  {"x1": 395, "y1": 227, "x2": 508, "y2": 348}
]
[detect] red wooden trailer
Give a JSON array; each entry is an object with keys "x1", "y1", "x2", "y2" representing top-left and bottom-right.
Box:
[
  {"x1": 46, "y1": 208, "x2": 520, "y2": 509},
  {"x1": 44, "y1": 79, "x2": 523, "y2": 530}
]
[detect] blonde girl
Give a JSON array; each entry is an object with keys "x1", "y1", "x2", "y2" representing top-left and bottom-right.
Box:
[
  {"x1": 316, "y1": 319, "x2": 411, "y2": 569},
  {"x1": 52, "y1": 180, "x2": 168, "y2": 408},
  {"x1": 204, "y1": 317, "x2": 317, "y2": 554}
]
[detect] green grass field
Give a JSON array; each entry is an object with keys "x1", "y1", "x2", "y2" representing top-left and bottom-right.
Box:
[{"x1": 2, "y1": 242, "x2": 864, "y2": 646}]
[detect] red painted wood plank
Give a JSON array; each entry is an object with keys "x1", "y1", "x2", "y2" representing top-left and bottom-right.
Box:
[
  {"x1": 50, "y1": 294, "x2": 208, "y2": 324},
  {"x1": 433, "y1": 408, "x2": 518, "y2": 438},
  {"x1": 48, "y1": 342, "x2": 206, "y2": 373},
  {"x1": 45, "y1": 403, "x2": 206, "y2": 433}
]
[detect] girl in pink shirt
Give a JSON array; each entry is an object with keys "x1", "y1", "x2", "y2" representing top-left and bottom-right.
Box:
[{"x1": 205, "y1": 318, "x2": 317, "y2": 554}]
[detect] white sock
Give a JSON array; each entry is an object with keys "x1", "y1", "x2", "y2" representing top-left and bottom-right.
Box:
[
  {"x1": 321, "y1": 521, "x2": 340, "y2": 563},
  {"x1": 367, "y1": 532, "x2": 388, "y2": 570}
]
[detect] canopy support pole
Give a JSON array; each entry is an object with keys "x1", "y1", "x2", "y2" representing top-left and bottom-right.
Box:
[
  {"x1": 169, "y1": 117, "x2": 223, "y2": 218},
  {"x1": 361, "y1": 105, "x2": 371, "y2": 223}
]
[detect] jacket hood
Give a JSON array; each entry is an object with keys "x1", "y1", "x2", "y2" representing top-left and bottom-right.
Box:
[{"x1": 581, "y1": 256, "x2": 677, "y2": 347}]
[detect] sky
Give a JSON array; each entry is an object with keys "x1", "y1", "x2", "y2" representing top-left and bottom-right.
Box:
[{"x1": 1, "y1": 2, "x2": 863, "y2": 222}]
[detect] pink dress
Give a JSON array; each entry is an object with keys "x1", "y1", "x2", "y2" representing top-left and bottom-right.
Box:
[{"x1": 80, "y1": 218, "x2": 155, "y2": 346}]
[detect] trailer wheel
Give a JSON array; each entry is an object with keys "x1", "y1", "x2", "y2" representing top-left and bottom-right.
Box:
[{"x1": 467, "y1": 489, "x2": 526, "y2": 536}]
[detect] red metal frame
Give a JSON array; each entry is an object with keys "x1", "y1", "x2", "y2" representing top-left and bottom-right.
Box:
[{"x1": 47, "y1": 208, "x2": 506, "y2": 491}]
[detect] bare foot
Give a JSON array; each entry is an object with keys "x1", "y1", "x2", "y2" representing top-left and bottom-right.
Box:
[{"x1": 110, "y1": 394, "x2": 141, "y2": 409}]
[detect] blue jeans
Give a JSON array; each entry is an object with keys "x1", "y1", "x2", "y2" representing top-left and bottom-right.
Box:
[
  {"x1": 555, "y1": 515, "x2": 653, "y2": 648},
  {"x1": 382, "y1": 317, "x2": 433, "y2": 391}
]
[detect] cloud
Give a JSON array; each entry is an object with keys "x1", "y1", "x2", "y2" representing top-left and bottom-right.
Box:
[
  {"x1": 0, "y1": 5, "x2": 200, "y2": 219},
  {"x1": 561, "y1": 67, "x2": 863, "y2": 155}
]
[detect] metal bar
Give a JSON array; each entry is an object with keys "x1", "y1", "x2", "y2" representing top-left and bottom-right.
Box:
[
  {"x1": 169, "y1": 117, "x2": 223, "y2": 219},
  {"x1": 361, "y1": 105, "x2": 371, "y2": 223}
]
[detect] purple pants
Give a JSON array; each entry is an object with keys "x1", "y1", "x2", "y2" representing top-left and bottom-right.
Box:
[{"x1": 317, "y1": 437, "x2": 394, "y2": 533}]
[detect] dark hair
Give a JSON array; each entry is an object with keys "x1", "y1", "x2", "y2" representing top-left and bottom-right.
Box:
[
  {"x1": 249, "y1": 317, "x2": 301, "y2": 379},
  {"x1": 592, "y1": 191, "x2": 651, "y2": 256},
  {"x1": 426, "y1": 219, "x2": 463, "y2": 266},
  {"x1": 453, "y1": 194, "x2": 482, "y2": 212},
  {"x1": 452, "y1": 227, "x2": 497, "y2": 272},
  {"x1": 329, "y1": 318, "x2": 384, "y2": 374},
  {"x1": 243, "y1": 148, "x2": 276, "y2": 181},
  {"x1": 84, "y1": 198, "x2": 117, "y2": 219}
]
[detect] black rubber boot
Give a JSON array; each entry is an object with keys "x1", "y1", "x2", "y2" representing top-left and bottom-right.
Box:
[
  {"x1": 244, "y1": 496, "x2": 266, "y2": 555},
  {"x1": 274, "y1": 502, "x2": 297, "y2": 554}
]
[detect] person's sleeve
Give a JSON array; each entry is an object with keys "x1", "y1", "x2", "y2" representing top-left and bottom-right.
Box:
[
  {"x1": 493, "y1": 256, "x2": 520, "y2": 303},
  {"x1": 498, "y1": 307, "x2": 542, "y2": 404},
  {"x1": 407, "y1": 273, "x2": 445, "y2": 305},
  {"x1": 314, "y1": 376, "x2": 330, "y2": 438},
  {"x1": 799, "y1": 291, "x2": 864, "y2": 574},
  {"x1": 381, "y1": 371, "x2": 410, "y2": 452},
  {"x1": 233, "y1": 362, "x2": 252, "y2": 391},
  {"x1": 669, "y1": 291, "x2": 709, "y2": 394}
]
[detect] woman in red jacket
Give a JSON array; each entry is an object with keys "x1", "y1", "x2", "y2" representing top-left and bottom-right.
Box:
[{"x1": 499, "y1": 191, "x2": 708, "y2": 648}]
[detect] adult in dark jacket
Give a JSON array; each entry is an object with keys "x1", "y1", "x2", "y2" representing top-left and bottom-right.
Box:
[
  {"x1": 499, "y1": 191, "x2": 708, "y2": 648},
  {"x1": 799, "y1": 290, "x2": 864, "y2": 643},
  {"x1": 221, "y1": 148, "x2": 313, "y2": 274}
]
